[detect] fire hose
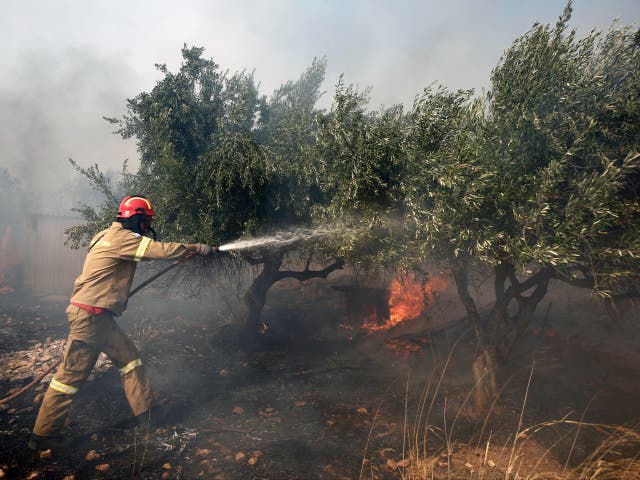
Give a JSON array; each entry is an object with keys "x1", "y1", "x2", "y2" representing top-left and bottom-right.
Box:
[{"x1": 0, "y1": 255, "x2": 194, "y2": 405}]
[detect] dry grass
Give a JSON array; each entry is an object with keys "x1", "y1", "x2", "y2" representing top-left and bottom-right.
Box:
[
  {"x1": 360, "y1": 334, "x2": 640, "y2": 480},
  {"x1": 396, "y1": 403, "x2": 640, "y2": 480}
]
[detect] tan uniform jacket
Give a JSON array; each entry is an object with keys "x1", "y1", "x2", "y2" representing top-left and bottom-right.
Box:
[{"x1": 69, "y1": 222, "x2": 196, "y2": 315}]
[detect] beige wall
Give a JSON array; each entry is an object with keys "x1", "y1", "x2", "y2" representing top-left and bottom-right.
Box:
[{"x1": 21, "y1": 215, "x2": 86, "y2": 296}]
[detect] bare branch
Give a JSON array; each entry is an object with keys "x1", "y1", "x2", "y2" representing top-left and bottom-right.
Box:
[
  {"x1": 504, "y1": 267, "x2": 554, "y2": 299},
  {"x1": 275, "y1": 258, "x2": 344, "y2": 282},
  {"x1": 241, "y1": 253, "x2": 264, "y2": 266}
]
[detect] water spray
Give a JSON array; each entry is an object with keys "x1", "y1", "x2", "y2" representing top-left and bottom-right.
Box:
[{"x1": 217, "y1": 225, "x2": 361, "y2": 252}]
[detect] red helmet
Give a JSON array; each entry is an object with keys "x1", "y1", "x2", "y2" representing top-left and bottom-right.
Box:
[{"x1": 116, "y1": 196, "x2": 156, "y2": 219}]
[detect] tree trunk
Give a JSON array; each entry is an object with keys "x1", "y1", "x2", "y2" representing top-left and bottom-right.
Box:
[
  {"x1": 453, "y1": 261, "x2": 551, "y2": 416},
  {"x1": 238, "y1": 253, "x2": 345, "y2": 349},
  {"x1": 240, "y1": 254, "x2": 282, "y2": 346},
  {"x1": 452, "y1": 263, "x2": 499, "y2": 414},
  {"x1": 496, "y1": 297, "x2": 544, "y2": 359},
  {"x1": 471, "y1": 342, "x2": 499, "y2": 414}
]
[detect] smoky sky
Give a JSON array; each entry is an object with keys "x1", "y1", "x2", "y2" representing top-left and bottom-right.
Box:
[{"x1": 1, "y1": 0, "x2": 638, "y2": 214}]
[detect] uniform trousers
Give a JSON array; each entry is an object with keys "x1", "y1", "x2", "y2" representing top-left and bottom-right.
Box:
[{"x1": 33, "y1": 305, "x2": 153, "y2": 436}]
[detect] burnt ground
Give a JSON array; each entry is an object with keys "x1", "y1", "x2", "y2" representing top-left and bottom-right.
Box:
[{"x1": 1, "y1": 282, "x2": 640, "y2": 480}]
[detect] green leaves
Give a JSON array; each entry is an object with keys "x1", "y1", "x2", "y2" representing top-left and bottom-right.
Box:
[
  {"x1": 72, "y1": 47, "x2": 333, "y2": 251},
  {"x1": 316, "y1": 79, "x2": 406, "y2": 215},
  {"x1": 65, "y1": 160, "x2": 133, "y2": 247},
  {"x1": 69, "y1": 9, "x2": 639, "y2": 300}
]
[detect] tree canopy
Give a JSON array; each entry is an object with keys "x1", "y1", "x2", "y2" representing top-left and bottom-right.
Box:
[
  {"x1": 103, "y1": 47, "x2": 328, "y2": 246},
  {"x1": 398, "y1": 4, "x2": 640, "y2": 410},
  {"x1": 68, "y1": 4, "x2": 640, "y2": 408}
]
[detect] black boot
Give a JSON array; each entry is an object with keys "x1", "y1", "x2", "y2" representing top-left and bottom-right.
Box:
[
  {"x1": 135, "y1": 403, "x2": 171, "y2": 432},
  {"x1": 28, "y1": 432, "x2": 74, "y2": 451}
]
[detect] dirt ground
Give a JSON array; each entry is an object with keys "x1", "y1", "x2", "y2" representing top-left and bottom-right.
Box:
[{"x1": 1, "y1": 281, "x2": 639, "y2": 480}]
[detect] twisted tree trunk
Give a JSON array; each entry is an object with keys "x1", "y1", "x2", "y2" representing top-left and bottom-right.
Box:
[
  {"x1": 453, "y1": 262, "x2": 499, "y2": 414},
  {"x1": 453, "y1": 261, "x2": 552, "y2": 415},
  {"x1": 241, "y1": 253, "x2": 283, "y2": 344},
  {"x1": 471, "y1": 344, "x2": 499, "y2": 414},
  {"x1": 240, "y1": 252, "x2": 344, "y2": 348}
]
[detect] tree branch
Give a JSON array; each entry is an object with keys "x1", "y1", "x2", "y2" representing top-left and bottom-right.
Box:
[
  {"x1": 494, "y1": 262, "x2": 512, "y2": 301},
  {"x1": 552, "y1": 265, "x2": 597, "y2": 289},
  {"x1": 452, "y1": 260, "x2": 482, "y2": 339},
  {"x1": 506, "y1": 266, "x2": 519, "y2": 289},
  {"x1": 275, "y1": 258, "x2": 345, "y2": 282},
  {"x1": 241, "y1": 252, "x2": 264, "y2": 266},
  {"x1": 504, "y1": 267, "x2": 553, "y2": 299},
  {"x1": 498, "y1": 277, "x2": 550, "y2": 359},
  {"x1": 558, "y1": 276, "x2": 596, "y2": 289}
]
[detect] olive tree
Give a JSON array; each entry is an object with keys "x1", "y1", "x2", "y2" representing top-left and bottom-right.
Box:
[
  {"x1": 68, "y1": 47, "x2": 344, "y2": 345},
  {"x1": 313, "y1": 78, "x2": 410, "y2": 273},
  {"x1": 403, "y1": 5, "x2": 640, "y2": 412}
]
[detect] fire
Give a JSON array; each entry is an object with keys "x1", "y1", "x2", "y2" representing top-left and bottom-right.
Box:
[
  {"x1": 362, "y1": 271, "x2": 448, "y2": 333},
  {"x1": 389, "y1": 273, "x2": 424, "y2": 325}
]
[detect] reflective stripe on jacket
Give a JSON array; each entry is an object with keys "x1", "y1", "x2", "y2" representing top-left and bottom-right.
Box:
[{"x1": 69, "y1": 222, "x2": 196, "y2": 315}]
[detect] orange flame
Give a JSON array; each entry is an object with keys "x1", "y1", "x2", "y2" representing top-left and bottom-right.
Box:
[{"x1": 362, "y1": 272, "x2": 448, "y2": 333}]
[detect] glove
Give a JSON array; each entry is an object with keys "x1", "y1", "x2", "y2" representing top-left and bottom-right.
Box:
[{"x1": 195, "y1": 244, "x2": 213, "y2": 256}]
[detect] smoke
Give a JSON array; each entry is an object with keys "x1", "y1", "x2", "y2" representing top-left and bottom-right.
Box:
[
  {"x1": 0, "y1": 47, "x2": 140, "y2": 216},
  {"x1": 1, "y1": 1, "x2": 637, "y2": 217}
]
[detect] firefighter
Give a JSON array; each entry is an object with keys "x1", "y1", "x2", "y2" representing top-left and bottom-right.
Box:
[{"x1": 29, "y1": 195, "x2": 215, "y2": 450}]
